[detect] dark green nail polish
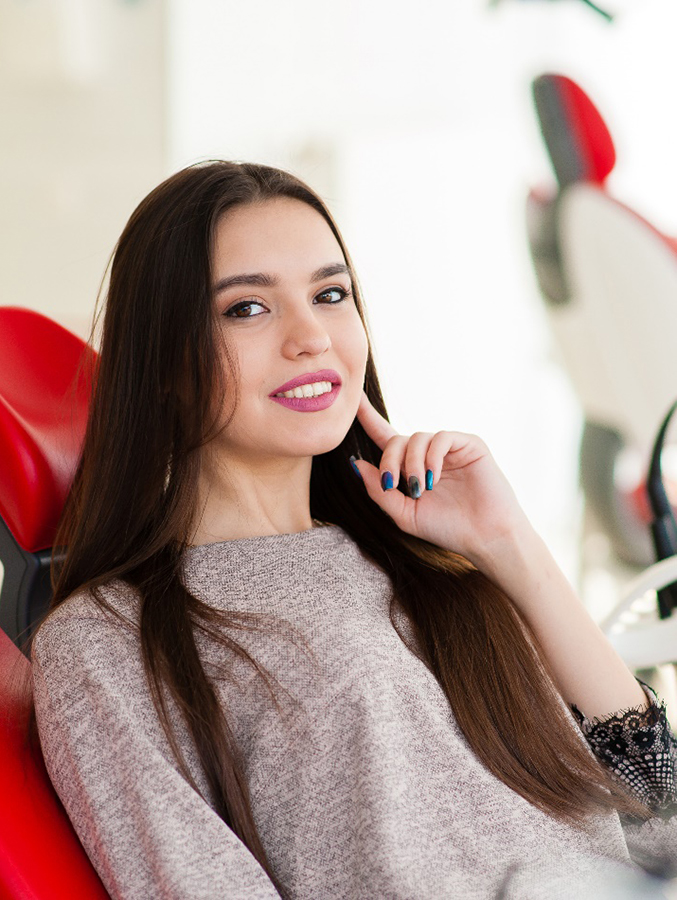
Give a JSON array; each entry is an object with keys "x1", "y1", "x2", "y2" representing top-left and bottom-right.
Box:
[
  {"x1": 408, "y1": 475, "x2": 421, "y2": 499},
  {"x1": 425, "y1": 469, "x2": 433, "y2": 491},
  {"x1": 381, "y1": 471, "x2": 394, "y2": 491},
  {"x1": 349, "y1": 455, "x2": 363, "y2": 480}
]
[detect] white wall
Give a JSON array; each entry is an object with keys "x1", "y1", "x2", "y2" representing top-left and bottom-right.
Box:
[{"x1": 0, "y1": 0, "x2": 168, "y2": 339}]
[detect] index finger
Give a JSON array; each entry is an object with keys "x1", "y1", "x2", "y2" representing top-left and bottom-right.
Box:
[{"x1": 355, "y1": 390, "x2": 399, "y2": 451}]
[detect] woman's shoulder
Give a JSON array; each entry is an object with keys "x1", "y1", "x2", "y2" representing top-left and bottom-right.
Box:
[
  {"x1": 30, "y1": 579, "x2": 173, "y2": 777},
  {"x1": 32, "y1": 578, "x2": 141, "y2": 664}
]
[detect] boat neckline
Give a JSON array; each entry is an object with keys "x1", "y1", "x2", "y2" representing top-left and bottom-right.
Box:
[{"x1": 183, "y1": 522, "x2": 344, "y2": 555}]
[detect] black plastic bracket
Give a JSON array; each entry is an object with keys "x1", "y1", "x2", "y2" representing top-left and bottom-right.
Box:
[{"x1": 0, "y1": 516, "x2": 52, "y2": 653}]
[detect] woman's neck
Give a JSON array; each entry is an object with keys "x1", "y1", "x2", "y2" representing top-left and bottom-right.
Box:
[{"x1": 188, "y1": 451, "x2": 316, "y2": 545}]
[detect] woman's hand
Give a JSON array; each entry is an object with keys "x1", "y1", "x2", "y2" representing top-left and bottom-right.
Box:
[
  {"x1": 351, "y1": 391, "x2": 532, "y2": 566},
  {"x1": 351, "y1": 393, "x2": 650, "y2": 718}
]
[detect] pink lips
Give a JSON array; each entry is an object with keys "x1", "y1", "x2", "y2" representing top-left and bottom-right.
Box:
[
  {"x1": 270, "y1": 369, "x2": 341, "y2": 396},
  {"x1": 269, "y1": 369, "x2": 342, "y2": 413}
]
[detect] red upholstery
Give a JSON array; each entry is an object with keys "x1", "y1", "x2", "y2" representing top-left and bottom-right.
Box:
[
  {"x1": 0, "y1": 628, "x2": 109, "y2": 898},
  {"x1": 555, "y1": 74, "x2": 615, "y2": 182},
  {"x1": 0, "y1": 310, "x2": 109, "y2": 894},
  {"x1": 533, "y1": 73, "x2": 616, "y2": 186},
  {"x1": 0, "y1": 308, "x2": 95, "y2": 552}
]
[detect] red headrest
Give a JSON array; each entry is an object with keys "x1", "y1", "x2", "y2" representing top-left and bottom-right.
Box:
[
  {"x1": 0, "y1": 628, "x2": 109, "y2": 898},
  {"x1": 0, "y1": 308, "x2": 95, "y2": 553},
  {"x1": 533, "y1": 73, "x2": 616, "y2": 187}
]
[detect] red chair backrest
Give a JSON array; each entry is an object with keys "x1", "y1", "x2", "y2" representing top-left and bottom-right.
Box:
[
  {"x1": 0, "y1": 307, "x2": 95, "y2": 553},
  {"x1": 0, "y1": 628, "x2": 110, "y2": 898},
  {"x1": 0, "y1": 308, "x2": 108, "y2": 896},
  {"x1": 532, "y1": 73, "x2": 616, "y2": 188}
]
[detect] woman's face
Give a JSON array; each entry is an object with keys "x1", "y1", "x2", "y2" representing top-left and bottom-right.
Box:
[{"x1": 210, "y1": 197, "x2": 369, "y2": 468}]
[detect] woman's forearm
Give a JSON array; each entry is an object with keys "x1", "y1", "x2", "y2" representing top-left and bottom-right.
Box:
[
  {"x1": 472, "y1": 525, "x2": 648, "y2": 720},
  {"x1": 348, "y1": 406, "x2": 650, "y2": 719}
]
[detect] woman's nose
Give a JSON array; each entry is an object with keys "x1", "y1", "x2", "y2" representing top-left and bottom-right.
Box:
[{"x1": 280, "y1": 305, "x2": 331, "y2": 359}]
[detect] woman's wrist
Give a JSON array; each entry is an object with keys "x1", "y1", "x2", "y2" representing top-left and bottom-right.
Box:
[
  {"x1": 465, "y1": 517, "x2": 548, "y2": 604},
  {"x1": 470, "y1": 519, "x2": 594, "y2": 630},
  {"x1": 469, "y1": 520, "x2": 649, "y2": 717}
]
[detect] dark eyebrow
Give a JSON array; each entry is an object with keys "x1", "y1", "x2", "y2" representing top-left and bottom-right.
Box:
[
  {"x1": 213, "y1": 263, "x2": 351, "y2": 295},
  {"x1": 213, "y1": 272, "x2": 275, "y2": 294},
  {"x1": 310, "y1": 263, "x2": 351, "y2": 282}
]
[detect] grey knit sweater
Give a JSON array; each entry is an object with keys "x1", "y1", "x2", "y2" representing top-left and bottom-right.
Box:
[{"x1": 32, "y1": 524, "x2": 677, "y2": 899}]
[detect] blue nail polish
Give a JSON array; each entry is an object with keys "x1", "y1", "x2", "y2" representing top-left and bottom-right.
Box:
[
  {"x1": 381, "y1": 471, "x2": 394, "y2": 491},
  {"x1": 408, "y1": 475, "x2": 421, "y2": 499},
  {"x1": 349, "y1": 455, "x2": 363, "y2": 480},
  {"x1": 425, "y1": 469, "x2": 433, "y2": 491}
]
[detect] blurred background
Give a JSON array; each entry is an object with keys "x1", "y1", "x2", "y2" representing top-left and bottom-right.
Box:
[{"x1": 3, "y1": 0, "x2": 677, "y2": 610}]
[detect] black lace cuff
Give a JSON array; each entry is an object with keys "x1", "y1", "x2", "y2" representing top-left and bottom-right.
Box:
[{"x1": 571, "y1": 683, "x2": 677, "y2": 816}]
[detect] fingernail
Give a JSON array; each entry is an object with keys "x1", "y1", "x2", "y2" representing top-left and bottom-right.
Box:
[
  {"x1": 425, "y1": 469, "x2": 434, "y2": 491},
  {"x1": 349, "y1": 455, "x2": 363, "y2": 480},
  {"x1": 381, "y1": 471, "x2": 394, "y2": 491},
  {"x1": 408, "y1": 475, "x2": 421, "y2": 499}
]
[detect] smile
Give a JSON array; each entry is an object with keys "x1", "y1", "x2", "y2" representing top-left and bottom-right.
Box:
[
  {"x1": 270, "y1": 382, "x2": 341, "y2": 412},
  {"x1": 274, "y1": 381, "x2": 332, "y2": 399}
]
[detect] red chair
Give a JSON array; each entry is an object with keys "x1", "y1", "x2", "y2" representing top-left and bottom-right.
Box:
[
  {"x1": 527, "y1": 74, "x2": 677, "y2": 569},
  {"x1": 0, "y1": 628, "x2": 109, "y2": 898},
  {"x1": 0, "y1": 307, "x2": 95, "y2": 646},
  {"x1": 0, "y1": 307, "x2": 109, "y2": 898}
]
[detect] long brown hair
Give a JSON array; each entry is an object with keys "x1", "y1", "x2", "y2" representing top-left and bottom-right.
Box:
[{"x1": 40, "y1": 161, "x2": 646, "y2": 892}]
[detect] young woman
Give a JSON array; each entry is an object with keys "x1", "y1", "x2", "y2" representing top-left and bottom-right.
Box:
[{"x1": 32, "y1": 161, "x2": 676, "y2": 899}]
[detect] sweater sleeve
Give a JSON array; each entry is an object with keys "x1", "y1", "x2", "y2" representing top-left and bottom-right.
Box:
[
  {"x1": 31, "y1": 611, "x2": 281, "y2": 900},
  {"x1": 572, "y1": 682, "x2": 677, "y2": 877}
]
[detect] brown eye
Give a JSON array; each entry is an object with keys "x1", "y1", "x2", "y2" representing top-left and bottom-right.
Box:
[
  {"x1": 314, "y1": 287, "x2": 351, "y2": 304},
  {"x1": 225, "y1": 301, "x2": 267, "y2": 318}
]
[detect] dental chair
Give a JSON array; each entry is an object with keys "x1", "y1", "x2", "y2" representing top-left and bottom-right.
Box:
[
  {"x1": 527, "y1": 73, "x2": 677, "y2": 570},
  {"x1": 0, "y1": 306, "x2": 94, "y2": 647},
  {"x1": 0, "y1": 306, "x2": 109, "y2": 897},
  {"x1": 528, "y1": 76, "x2": 677, "y2": 686}
]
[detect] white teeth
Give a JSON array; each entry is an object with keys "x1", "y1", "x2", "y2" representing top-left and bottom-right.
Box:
[{"x1": 276, "y1": 380, "x2": 333, "y2": 399}]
